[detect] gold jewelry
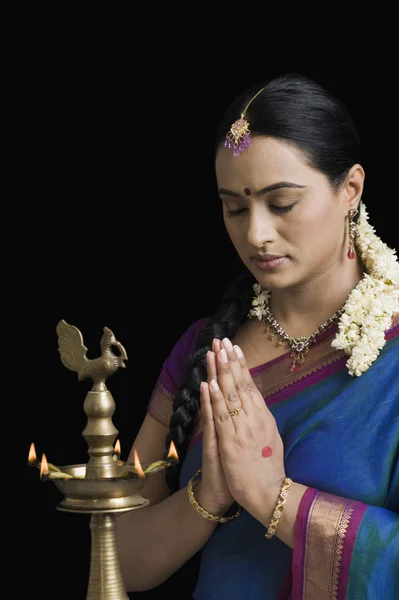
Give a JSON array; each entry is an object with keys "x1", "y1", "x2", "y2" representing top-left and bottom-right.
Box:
[
  {"x1": 187, "y1": 468, "x2": 241, "y2": 523},
  {"x1": 265, "y1": 304, "x2": 345, "y2": 372},
  {"x1": 347, "y1": 207, "x2": 358, "y2": 259},
  {"x1": 265, "y1": 477, "x2": 293, "y2": 539},
  {"x1": 229, "y1": 407, "x2": 242, "y2": 417},
  {"x1": 224, "y1": 85, "x2": 267, "y2": 157},
  {"x1": 251, "y1": 289, "x2": 345, "y2": 372}
]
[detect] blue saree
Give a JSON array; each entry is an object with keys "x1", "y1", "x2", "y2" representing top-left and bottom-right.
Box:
[{"x1": 148, "y1": 315, "x2": 399, "y2": 599}]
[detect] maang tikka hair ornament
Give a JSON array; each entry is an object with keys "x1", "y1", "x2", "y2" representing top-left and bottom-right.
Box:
[{"x1": 224, "y1": 85, "x2": 266, "y2": 158}]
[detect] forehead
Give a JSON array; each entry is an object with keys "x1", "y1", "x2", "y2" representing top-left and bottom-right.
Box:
[{"x1": 215, "y1": 136, "x2": 309, "y2": 188}]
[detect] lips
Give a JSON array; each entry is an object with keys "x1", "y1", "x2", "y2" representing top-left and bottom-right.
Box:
[
  {"x1": 252, "y1": 253, "x2": 285, "y2": 262},
  {"x1": 252, "y1": 254, "x2": 287, "y2": 271}
]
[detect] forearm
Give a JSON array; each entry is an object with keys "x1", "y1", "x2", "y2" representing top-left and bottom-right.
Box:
[
  {"x1": 251, "y1": 481, "x2": 308, "y2": 550},
  {"x1": 272, "y1": 482, "x2": 308, "y2": 549},
  {"x1": 116, "y1": 481, "x2": 219, "y2": 592}
]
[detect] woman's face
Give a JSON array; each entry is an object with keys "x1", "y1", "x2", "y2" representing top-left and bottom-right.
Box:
[{"x1": 215, "y1": 136, "x2": 350, "y2": 291}]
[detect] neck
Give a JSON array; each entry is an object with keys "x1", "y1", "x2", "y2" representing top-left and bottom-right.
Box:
[{"x1": 269, "y1": 256, "x2": 364, "y2": 338}]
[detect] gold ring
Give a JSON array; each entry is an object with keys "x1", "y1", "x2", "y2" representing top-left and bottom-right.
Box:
[{"x1": 229, "y1": 407, "x2": 242, "y2": 417}]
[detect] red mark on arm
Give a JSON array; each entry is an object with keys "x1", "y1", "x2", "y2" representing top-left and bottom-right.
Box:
[{"x1": 262, "y1": 446, "x2": 273, "y2": 458}]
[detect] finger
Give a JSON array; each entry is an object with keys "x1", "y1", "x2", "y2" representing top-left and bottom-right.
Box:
[
  {"x1": 200, "y1": 381, "x2": 214, "y2": 430},
  {"x1": 200, "y1": 381, "x2": 219, "y2": 454},
  {"x1": 206, "y1": 350, "x2": 217, "y2": 384},
  {"x1": 209, "y1": 378, "x2": 236, "y2": 436},
  {"x1": 215, "y1": 345, "x2": 249, "y2": 418},
  {"x1": 232, "y1": 344, "x2": 268, "y2": 413},
  {"x1": 212, "y1": 338, "x2": 222, "y2": 354},
  {"x1": 220, "y1": 337, "x2": 252, "y2": 413}
]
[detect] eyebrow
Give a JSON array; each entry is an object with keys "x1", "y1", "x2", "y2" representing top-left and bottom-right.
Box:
[{"x1": 218, "y1": 181, "x2": 307, "y2": 197}]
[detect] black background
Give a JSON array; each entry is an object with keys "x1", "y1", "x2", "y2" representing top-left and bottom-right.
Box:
[{"x1": 18, "y1": 15, "x2": 397, "y2": 600}]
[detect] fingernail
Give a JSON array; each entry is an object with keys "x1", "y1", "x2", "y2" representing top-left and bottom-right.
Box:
[
  {"x1": 222, "y1": 337, "x2": 233, "y2": 352},
  {"x1": 210, "y1": 379, "x2": 219, "y2": 392},
  {"x1": 220, "y1": 349, "x2": 228, "y2": 363},
  {"x1": 234, "y1": 345, "x2": 244, "y2": 359}
]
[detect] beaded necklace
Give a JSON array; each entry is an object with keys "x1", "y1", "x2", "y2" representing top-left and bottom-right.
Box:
[{"x1": 261, "y1": 301, "x2": 345, "y2": 372}]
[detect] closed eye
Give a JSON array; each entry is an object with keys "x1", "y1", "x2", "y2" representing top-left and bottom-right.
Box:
[
  {"x1": 225, "y1": 204, "x2": 296, "y2": 218},
  {"x1": 226, "y1": 208, "x2": 247, "y2": 218}
]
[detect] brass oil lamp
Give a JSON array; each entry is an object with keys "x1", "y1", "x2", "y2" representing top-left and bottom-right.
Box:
[{"x1": 28, "y1": 319, "x2": 178, "y2": 599}]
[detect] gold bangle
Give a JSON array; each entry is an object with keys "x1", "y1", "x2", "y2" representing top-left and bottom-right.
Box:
[
  {"x1": 265, "y1": 477, "x2": 293, "y2": 539},
  {"x1": 187, "y1": 468, "x2": 241, "y2": 523}
]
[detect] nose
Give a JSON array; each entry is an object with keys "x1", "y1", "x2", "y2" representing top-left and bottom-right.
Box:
[{"x1": 247, "y1": 206, "x2": 277, "y2": 248}]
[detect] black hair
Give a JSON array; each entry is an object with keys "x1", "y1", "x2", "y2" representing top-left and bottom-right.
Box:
[
  {"x1": 165, "y1": 72, "x2": 362, "y2": 493},
  {"x1": 215, "y1": 72, "x2": 362, "y2": 188}
]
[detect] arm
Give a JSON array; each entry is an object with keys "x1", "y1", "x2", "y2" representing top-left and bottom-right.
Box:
[
  {"x1": 116, "y1": 479, "x2": 218, "y2": 592},
  {"x1": 116, "y1": 318, "x2": 212, "y2": 591},
  {"x1": 291, "y1": 486, "x2": 399, "y2": 600},
  {"x1": 208, "y1": 337, "x2": 399, "y2": 599},
  {"x1": 250, "y1": 481, "x2": 399, "y2": 600},
  {"x1": 250, "y1": 480, "x2": 309, "y2": 550},
  {"x1": 115, "y1": 414, "x2": 220, "y2": 592}
]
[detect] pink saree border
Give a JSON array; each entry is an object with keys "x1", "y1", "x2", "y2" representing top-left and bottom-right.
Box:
[
  {"x1": 266, "y1": 356, "x2": 346, "y2": 407},
  {"x1": 250, "y1": 324, "x2": 339, "y2": 375},
  {"x1": 277, "y1": 570, "x2": 293, "y2": 600},
  {"x1": 292, "y1": 487, "x2": 367, "y2": 600}
]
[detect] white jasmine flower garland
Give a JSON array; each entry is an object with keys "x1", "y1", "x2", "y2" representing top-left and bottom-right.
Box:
[
  {"x1": 249, "y1": 203, "x2": 399, "y2": 377},
  {"x1": 332, "y1": 203, "x2": 399, "y2": 375}
]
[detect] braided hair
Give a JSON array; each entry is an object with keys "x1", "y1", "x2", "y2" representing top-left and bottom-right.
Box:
[{"x1": 165, "y1": 264, "x2": 255, "y2": 493}]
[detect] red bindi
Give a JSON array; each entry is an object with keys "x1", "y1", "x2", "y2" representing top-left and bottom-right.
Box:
[
  {"x1": 262, "y1": 446, "x2": 273, "y2": 458},
  {"x1": 244, "y1": 188, "x2": 251, "y2": 195}
]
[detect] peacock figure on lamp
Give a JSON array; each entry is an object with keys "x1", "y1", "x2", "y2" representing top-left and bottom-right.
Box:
[{"x1": 56, "y1": 320, "x2": 128, "y2": 384}]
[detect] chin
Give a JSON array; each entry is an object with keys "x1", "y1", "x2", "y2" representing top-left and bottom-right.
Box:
[
  {"x1": 254, "y1": 272, "x2": 297, "y2": 291},
  {"x1": 248, "y1": 258, "x2": 302, "y2": 289}
]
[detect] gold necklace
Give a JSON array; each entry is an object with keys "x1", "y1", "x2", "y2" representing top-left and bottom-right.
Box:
[{"x1": 262, "y1": 301, "x2": 345, "y2": 372}]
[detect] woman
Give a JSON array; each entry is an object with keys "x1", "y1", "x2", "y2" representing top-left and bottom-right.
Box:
[{"x1": 116, "y1": 73, "x2": 399, "y2": 599}]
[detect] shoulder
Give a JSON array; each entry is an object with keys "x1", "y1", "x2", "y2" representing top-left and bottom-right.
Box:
[
  {"x1": 162, "y1": 316, "x2": 210, "y2": 374},
  {"x1": 173, "y1": 316, "x2": 210, "y2": 356}
]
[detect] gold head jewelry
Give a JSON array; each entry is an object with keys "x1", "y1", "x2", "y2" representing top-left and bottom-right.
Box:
[{"x1": 224, "y1": 85, "x2": 267, "y2": 158}]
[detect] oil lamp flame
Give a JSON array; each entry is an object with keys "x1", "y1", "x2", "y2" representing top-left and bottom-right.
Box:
[
  {"x1": 28, "y1": 442, "x2": 37, "y2": 463},
  {"x1": 167, "y1": 440, "x2": 179, "y2": 460},
  {"x1": 40, "y1": 453, "x2": 49, "y2": 478},
  {"x1": 133, "y1": 448, "x2": 145, "y2": 479},
  {"x1": 114, "y1": 439, "x2": 121, "y2": 456}
]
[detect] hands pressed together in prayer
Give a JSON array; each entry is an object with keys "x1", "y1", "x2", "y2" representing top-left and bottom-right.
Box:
[{"x1": 198, "y1": 337, "x2": 288, "y2": 525}]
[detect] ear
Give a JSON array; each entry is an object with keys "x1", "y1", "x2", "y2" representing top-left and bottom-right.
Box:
[{"x1": 342, "y1": 164, "x2": 365, "y2": 212}]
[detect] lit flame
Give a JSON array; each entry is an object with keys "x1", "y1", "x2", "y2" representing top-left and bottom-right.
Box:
[
  {"x1": 167, "y1": 440, "x2": 179, "y2": 460},
  {"x1": 133, "y1": 448, "x2": 145, "y2": 479},
  {"x1": 28, "y1": 442, "x2": 37, "y2": 463},
  {"x1": 40, "y1": 453, "x2": 49, "y2": 478},
  {"x1": 114, "y1": 439, "x2": 121, "y2": 456}
]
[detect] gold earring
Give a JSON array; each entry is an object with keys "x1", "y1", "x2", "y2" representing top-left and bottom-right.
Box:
[{"x1": 347, "y1": 208, "x2": 358, "y2": 259}]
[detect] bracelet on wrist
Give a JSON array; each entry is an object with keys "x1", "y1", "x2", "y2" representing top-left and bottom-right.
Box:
[
  {"x1": 187, "y1": 468, "x2": 241, "y2": 523},
  {"x1": 264, "y1": 477, "x2": 293, "y2": 539}
]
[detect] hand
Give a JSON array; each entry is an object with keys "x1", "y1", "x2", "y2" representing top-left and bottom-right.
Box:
[
  {"x1": 196, "y1": 338, "x2": 235, "y2": 517},
  {"x1": 208, "y1": 337, "x2": 286, "y2": 517}
]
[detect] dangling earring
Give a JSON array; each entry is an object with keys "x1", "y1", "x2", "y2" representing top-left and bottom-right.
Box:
[{"x1": 347, "y1": 208, "x2": 358, "y2": 259}]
